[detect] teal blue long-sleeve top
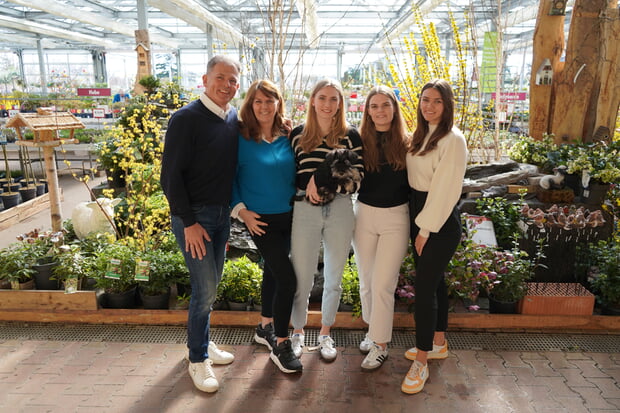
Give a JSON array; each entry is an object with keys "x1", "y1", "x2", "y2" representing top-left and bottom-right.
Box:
[{"x1": 231, "y1": 134, "x2": 296, "y2": 217}]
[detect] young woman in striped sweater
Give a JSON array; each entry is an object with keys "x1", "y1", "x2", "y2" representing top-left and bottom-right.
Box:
[{"x1": 289, "y1": 79, "x2": 364, "y2": 361}]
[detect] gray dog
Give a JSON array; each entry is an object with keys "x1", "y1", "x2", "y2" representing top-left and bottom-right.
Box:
[{"x1": 311, "y1": 148, "x2": 362, "y2": 205}]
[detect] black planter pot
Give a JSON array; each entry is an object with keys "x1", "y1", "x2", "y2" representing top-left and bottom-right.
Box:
[
  {"x1": 102, "y1": 286, "x2": 137, "y2": 309},
  {"x1": 601, "y1": 304, "x2": 620, "y2": 316},
  {"x1": 19, "y1": 186, "x2": 37, "y2": 202},
  {"x1": 105, "y1": 169, "x2": 126, "y2": 189},
  {"x1": 2, "y1": 183, "x2": 21, "y2": 193},
  {"x1": 581, "y1": 183, "x2": 610, "y2": 206},
  {"x1": 33, "y1": 257, "x2": 60, "y2": 290},
  {"x1": 139, "y1": 287, "x2": 171, "y2": 310},
  {"x1": 227, "y1": 300, "x2": 250, "y2": 311},
  {"x1": 488, "y1": 295, "x2": 518, "y2": 314},
  {"x1": 1, "y1": 192, "x2": 20, "y2": 209},
  {"x1": 35, "y1": 183, "x2": 46, "y2": 196}
]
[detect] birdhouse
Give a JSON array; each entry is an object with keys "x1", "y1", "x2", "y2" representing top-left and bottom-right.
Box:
[
  {"x1": 535, "y1": 58, "x2": 553, "y2": 86},
  {"x1": 5, "y1": 108, "x2": 85, "y2": 142}
]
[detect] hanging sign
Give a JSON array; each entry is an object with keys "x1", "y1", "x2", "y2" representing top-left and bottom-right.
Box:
[{"x1": 77, "y1": 88, "x2": 111, "y2": 97}]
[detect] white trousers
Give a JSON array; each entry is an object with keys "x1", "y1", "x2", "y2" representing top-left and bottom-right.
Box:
[{"x1": 352, "y1": 201, "x2": 410, "y2": 344}]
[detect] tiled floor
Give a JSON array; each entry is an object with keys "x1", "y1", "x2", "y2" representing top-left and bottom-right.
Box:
[{"x1": 1, "y1": 331, "x2": 619, "y2": 413}]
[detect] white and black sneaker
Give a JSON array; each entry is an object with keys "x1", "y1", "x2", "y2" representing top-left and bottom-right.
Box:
[
  {"x1": 254, "y1": 322, "x2": 277, "y2": 350},
  {"x1": 361, "y1": 343, "x2": 388, "y2": 371},
  {"x1": 270, "y1": 339, "x2": 303, "y2": 373}
]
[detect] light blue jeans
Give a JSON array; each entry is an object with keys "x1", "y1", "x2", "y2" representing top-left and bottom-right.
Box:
[
  {"x1": 171, "y1": 205, "x2": 230, "y2": 363},
  {"x1": 290, "y1": 194, "x2": 355, "y2": 329}
]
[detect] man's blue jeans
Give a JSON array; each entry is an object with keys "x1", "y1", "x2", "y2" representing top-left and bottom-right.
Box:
[{"x1": 171, "y1": 205, "x2": 230, "y2": 363}]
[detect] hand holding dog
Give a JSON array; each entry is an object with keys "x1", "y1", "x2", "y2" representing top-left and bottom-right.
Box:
[
  {"x1": 239, "y1": 208, "x2": 268, "y2": 236},
  {"x1": 305, "y1": 175, "x2": 323, "y2": 205}
]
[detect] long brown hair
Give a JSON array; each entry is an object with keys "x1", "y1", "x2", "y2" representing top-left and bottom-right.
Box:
[
  {"x1": 408, "y1": 79, "x2": 455, "y2": 156},
  {"x1": 238, "y1": 79, "x2": 286, "y2": 142},
  {"x1": 299, "y1": 79, "x2": 347, "y2": 153},
  {"x1": 360, "y1": 85, "x2": 408, "y2": 172}
]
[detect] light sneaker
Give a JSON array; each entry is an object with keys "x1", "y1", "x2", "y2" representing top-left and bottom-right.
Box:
[
  {"x1": 208, "y1": 341, "x2": 234, "y2": 365},
  {"x1": 361, "y1": 343, "x2": 388, "y2": 371},
  {"x1": 318, "y1": 335, "x2": 337, "y2": 361},
  {"x1": 404, "y1": 340, "x2": 448, "y2": 361},
  {"x1": 254, "y1": 323, "x2": 277, "y2": 350},
  {"x1": 270, "y1": 339, "x2": 303, "y2": 373},
  {"x1": 188, "y1": 359, "x2": 219, "y2": 393},
  {"x1": 291, "y1": 333, "x2": 305, "y2": 358},
  {"x1": 359, "y1": 333, "x2": 373, "y2": 354},
  {"x1": 401, "y1": 360, "x2": 429, "y2": 394}
]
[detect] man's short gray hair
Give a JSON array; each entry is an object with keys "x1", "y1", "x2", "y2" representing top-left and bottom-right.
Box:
[{"x1": 207, "y1": 55, "x2": 241, "y2": 74}]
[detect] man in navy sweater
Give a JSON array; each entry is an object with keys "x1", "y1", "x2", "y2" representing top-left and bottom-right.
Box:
[{"x1": 161, "y1": 55, "x2": 240, "y2": 393}]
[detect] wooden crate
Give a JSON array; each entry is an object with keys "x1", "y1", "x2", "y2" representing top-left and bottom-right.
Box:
[{"x1": 518, "y1": 282, "x2": 595, "y2": 315}]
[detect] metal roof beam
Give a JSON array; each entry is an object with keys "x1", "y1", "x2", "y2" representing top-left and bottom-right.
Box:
[{"x1": 5, "y1": 0, "x2": 181, "y2": 49}]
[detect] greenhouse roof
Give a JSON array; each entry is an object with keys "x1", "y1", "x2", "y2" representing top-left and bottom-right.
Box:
[{"x1": 0, "y1": 0, "x2": 571, "y2": 55}]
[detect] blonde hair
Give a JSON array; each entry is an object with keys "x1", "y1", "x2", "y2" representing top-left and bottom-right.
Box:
[
  {"x1": 359, "y1": 85, "x2": 408, "y2": 172},
  {"x1": 238, "y1": 79, "x2": 286, "y2": 142},
  {"x1": 299, "y1": 79, "x2": 347, "y2": 153}
]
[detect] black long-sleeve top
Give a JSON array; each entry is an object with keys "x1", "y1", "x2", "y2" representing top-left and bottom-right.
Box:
[
  {"x1": 290, "y1": 124, "x2": 364, "y2": 193},
  {"x1": 357, "y1": 132, "x2": 409, "y2": 208},
  {"x1": 161, "y1": 99, "x2": 239, "y2": 227}
]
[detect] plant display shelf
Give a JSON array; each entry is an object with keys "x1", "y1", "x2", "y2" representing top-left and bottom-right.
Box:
[
  {"x1": 0, "y1": 190, "x2": 62, "y2": 230},
  {"x1": 0, "y1": 290, "x2": 618, "y2": 332}
]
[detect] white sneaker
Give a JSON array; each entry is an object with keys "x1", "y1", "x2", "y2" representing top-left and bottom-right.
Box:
[
  {"x1": 291, "y1": 333, "x2": 305, "y2": 358},
  {"x1": 188, "y1": 359, "x2": 218, "y2": 393},
  {"x1": 359, "y1": 333, "x2": 373, "y2": 354},
  {"x1": 361, "y1": 344, "x2": 388, "y2": 371},
  {"x1": 208, "y1": 341, "x2": 234, "y2": 365},
  {"x1": 318, "y1": 335, "x2": 337, "y2": 361}
]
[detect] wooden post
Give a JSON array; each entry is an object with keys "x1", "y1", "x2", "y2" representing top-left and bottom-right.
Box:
[
  {"x1": 593, "y1": 6, "x2": 620, "y2": 142},
  {"x1": 43, "y1": 146, "x2": 62, "y2": 232},
  {"x1": 529, "y1": 0, "x2": 566, "y2": 140},
  {"x1": 550, "y1": 0, "x2": 606, "y2": 142}
]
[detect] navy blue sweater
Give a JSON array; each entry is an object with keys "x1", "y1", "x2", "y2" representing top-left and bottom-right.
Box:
[{"x1": 161, "y1": 99, "x2": 239, "y2": 227}]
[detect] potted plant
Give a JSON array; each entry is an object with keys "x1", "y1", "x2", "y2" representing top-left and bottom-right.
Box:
[
  {"x1": 51, "y1": 243, "x2": 95, "y2": 293},
  {"x1": 445, "y1": 237, "x2": 494, "y2": 308},
  {"x1": 136, "y1": 249, "x2": 186, "y2": 309},
  {"x1": 92, "y1": 242, "x2": 138, "y2": 308},
  {"x1": 1, "y1": 130, "x2": 20, "y2": 209},
  {"x1": 339, "y1": 256, "x2": 361, "y2": 317},
  {"x1": 0, "y1": 243, "x2": 36, "y2": 289},
  {"x1": 486, "y1": 247, "x2": 535, "y2": 314},
  {"x1": 586, "y1": 238, "x2": 620, "y2": 315},
  {"x1": 218, "y1": 255, "x2": 262, "y2": 310}
]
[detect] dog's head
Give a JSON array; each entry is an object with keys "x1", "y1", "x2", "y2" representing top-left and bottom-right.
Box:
[{"x1": 325, "y1": 148, "x2": 361, "y2": 182}]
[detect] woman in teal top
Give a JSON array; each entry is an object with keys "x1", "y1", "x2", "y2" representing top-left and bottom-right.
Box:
[{"x1": 231, "y1": 79, "x2": 301, "y2": 373}]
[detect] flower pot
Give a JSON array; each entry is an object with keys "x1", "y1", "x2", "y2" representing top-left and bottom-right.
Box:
[
  {"x1": 580, "y1": 182, "x2": 610, "y2": 206},
  {"x1": 1, "y1": 192, "x2": 20, "y2": 209},
  {"x1": 14, "y1": 279, "x2": 35, "y2": 290},
  {"x1": 35, "y1": 183, "x2": 46, "y2": 196},
  {"x1": 102, "y1": 286, "x2": 137, "y2": 309},
  {"x1": 139, "y1": 286, "x2": 171, "y2": 310},
  {"x1": 600, "y1": 304, "x2": 620, "y2": 316},
  {"x1": 105, "y1": 169, "x2": 126, "y2": 189},
  {"x1": 227, "y1": 300, "x2": 250, "y2": 311},
  {"x1": 488, "y1": 295, "x2": 518, "y2": 314},
  {"x1": 18, "y1": 186, "x2": 37, "y2": 202},
  {"x1": 2, "y1": 183, "x2": 21, "y2": 193},
  {"x1": 32, "y1": 258, "x2": 61, "y2": 290}
]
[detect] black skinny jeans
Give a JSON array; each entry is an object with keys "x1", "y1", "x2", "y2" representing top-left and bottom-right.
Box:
[
  {"x1": 409, "y1": 189, "x2": 461, "y2": 352},
  {"x1": 250, "y1": 211, "x2": 297, "y2": 338}
]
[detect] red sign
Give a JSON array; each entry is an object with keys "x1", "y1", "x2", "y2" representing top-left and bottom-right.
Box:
[
  {"x1": 491, "y1": 92, "x2": 526, "y2": 101},
  {"x1": 77, "y1": 88, "x2": 111, "y2": 97}
]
